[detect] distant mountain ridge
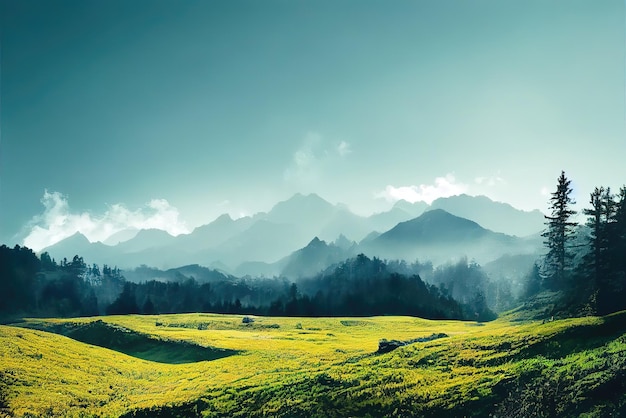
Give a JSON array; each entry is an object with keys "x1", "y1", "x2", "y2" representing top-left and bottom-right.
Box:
[
  {"x1": 363, "y1": 209, "x2": 540, "y2": 265},
  {"x1": 116, "y1": 229, "x2": 174, "y2": 253},
  {"x1": 378, "y1": 209, "x2": 489, "y2": 243},
  {"x1": 281, "y1": 236, "x2": 357, "y2": 279},
  {"x1": 40, "y1": 193, "x2": 544, "y2": 272},
  {"x1": 429, "y1": 194, "x2": 545, "y2": 237}
]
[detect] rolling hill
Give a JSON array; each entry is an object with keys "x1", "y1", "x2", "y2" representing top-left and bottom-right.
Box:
[{"x1": 3, "y1": 311, "x2": 625, "y2": 417}]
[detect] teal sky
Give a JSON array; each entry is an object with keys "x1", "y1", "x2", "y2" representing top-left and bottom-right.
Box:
[{"x1": 1, "y1": 0, "x2": 625, "y2": 248}]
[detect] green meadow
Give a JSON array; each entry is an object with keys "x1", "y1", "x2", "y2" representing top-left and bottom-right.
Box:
[{"x1": 1, "y1": 310, "x2": 625, "y2": 417}]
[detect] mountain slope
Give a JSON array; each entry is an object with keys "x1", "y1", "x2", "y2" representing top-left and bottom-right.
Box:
[
  {"x1": 213, "y1": 220, "x2": 310, "y2": 266},
  {"x1": 175, "y1": 214, "x2": 254, "y2": 251},
  {"x1": 265, "y1": 193, "x2": 336, "y2": 227},
  {"x1": 264, "y1": 193, "x2": 370, "y2": 242},
  {"x1": 234, "y1": 236, "x2": 358, "y2": 278},
  {"x1": 280, "y1": 237, "x2": 355, "y2": 279},
  {"x1": 116, "y1": 229, "x2": 175, "y2": 253},
  {"x1": 367, "y1": 201, "x2": 428, "y2": 234},
  {"x1": 42, "y1": 233, "x2": 112, "y2": 263},
  {"x1": 430, "y1": 194, "x2": 545, "y2": 237},
  {"x1": 38, "y1": 194, "x2": 545, "y2": 272},
  {"x1": 378, "y1": 209, "x2": 489, "y2": 243},
  {"x1": 123, "y1": 264, "x2": 234, "y2": 283},
  {"x1": 364, "y1": 209, "x2": 531, "y2": 264},
  {"x1": 102, "y1": 228, "x2": 139, "y2": 245}
]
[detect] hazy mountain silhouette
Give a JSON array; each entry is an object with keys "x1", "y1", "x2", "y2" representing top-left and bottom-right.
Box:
[
  {"x1": 123, "y1": 263, "x2": 235, "y2": 284},
  {"x1": 430, "y1": 194, "x2": 545, "y2": 237},
  {"x1": 483, "y1": 253, "x2": 539, "y2": 283},
  {"x1": 319, "y1": 209, "x2": 370, "y2": 243},
  {"x1": 333, "y1": 234, "x2": 356, "y2": 250},
  {"x1": 43, "y1": 232, "x2": 111, "y2": 263},
  {"x1": 116, "y1": 229, "x2": 175, "y2": 253},
  {"x1": 175, "y1": 214, "x2": 254, "y2": 251},
  {"x1": 234, "y1": 260, "x2": 279, "y2": 278},
  {"x1": 221, "y1": 194, "x2": 370, "y2": 269},
  {"x1": 367, "y1": 201, "x2": 427, "y2": 234},
  {"x1": 213, "y1": 220, "x2": 309, "y2": 266},
  {"x1": 363, "y1": 209, "x2": 533, "y2": 264},
  {"x1": 393, "y1": 200, "x2": 429, "y2": 216},
  {"x1": 367, "y1": 195, "x2": 543, "y2": 237},
  {"x1": 265, "y1": 193, "x2": 335, "y2": 226},
  {"x1": 359, "y1": 230, "x2": 382, "y2": 245},
  {"x1": 264, "y1": 193, "x2": 369, "y2": 242},
  {"x1": 234, "y1": 236, "x2": 356, "y2": 279},
  {"x1": 378, "y1": 209, "x2": 490, "y2": 242},
  {"x1": 44, "y1": 230, "x2": 182, "y2": 268},
  {"x1": 40, "y1": 193, "x2": 544, "y2": 273},
  {"x1": 102, "y1": 228, "x2": 139, "y2": 246},
  {"x1": 280, "y1": 237, "x2": 356, "y2": 279}
]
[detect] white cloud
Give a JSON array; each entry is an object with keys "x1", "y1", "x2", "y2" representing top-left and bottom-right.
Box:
[
  {"x1": 283, "y1": 132, "x2": 321, "y2": 181},
  {"x1": 474, "y1": 173, "x2": 505, "y2": 187},
  {"x1": 540, "y1": 186, "x2": 550, "y2": 196},
  {"x1": 337, "y1": 141, "x2": 352, "y2": 157},
  {"x1": 375, "y1": 174, "x2": 468, "y2": 204},
  {"x1": 22, "y1": 190, "x2": 190, "y2": 251},
  {"x1": 284, "y1": 132, "x2": 349, "y2": 186}
]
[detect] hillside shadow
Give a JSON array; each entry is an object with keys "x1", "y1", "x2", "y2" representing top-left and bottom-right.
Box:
[
  {"x1": 17, "y1": 320, "x2": 237, "y2": 364},
  {"x1": 515, "y1": 311, "x2": 626, "y2": 361}
]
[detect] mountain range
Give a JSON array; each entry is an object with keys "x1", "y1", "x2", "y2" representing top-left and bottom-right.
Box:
[
  {"x1": 41, "y1": 193, "x2": 545, "y2": 276},
  {"x1": 363, "y1": 209, "x2": 541, "y2": 265}
]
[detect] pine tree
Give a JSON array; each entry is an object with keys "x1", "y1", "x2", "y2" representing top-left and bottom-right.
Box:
[
  {"x1": 601, "y1": 186, "x2": 626, "y2": 313},
  {"x1": 542, "y1": 171, "x2": 577, "y2": 289},
  {"x1": 605, "y1": 187, "x2": 624, "y2": 260},
  {"x1": 106, "y1": 282, "x2": 140, "y2": 315},
  {"x1": 612, "y1": 187, "x2": 626, "y2": 263},
  {"x1": 583, "y1": 187, "x2": 606, "y2": 297},
  {"x1": 142, "y1": 297, "x2": 156, "y2": 315},
  {"x1": 524, "y1": 262, "x2": 543, "y2": 297}
]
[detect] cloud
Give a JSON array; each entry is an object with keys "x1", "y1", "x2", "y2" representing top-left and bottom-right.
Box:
[
  {"x1": 337, "y1": 141, "x2": 352, "y2": 157},
  {"x1": 375, "y1": 174, "x2": 468, "y2": 204},
  {"x1": 22, "y1": 190, "x2": 190, "y2": 251},
  {"x1": 283, "y1": 132, "x2": 351, "y2": 186},
  {"x1": 474, "y1": 173, "x2": 505, "y2": 187},
  {"x1": 283, "y1": 132, "x2": 321, "y2": 185}
]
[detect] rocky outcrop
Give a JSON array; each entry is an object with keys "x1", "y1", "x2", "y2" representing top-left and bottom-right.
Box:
[{"x1": 377, "y1": 333, "x2": 448, "y2": 354}]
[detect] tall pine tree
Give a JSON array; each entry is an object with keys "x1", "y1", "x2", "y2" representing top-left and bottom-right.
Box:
[
  {"x1": 602, "y1": 186, "x2": 626, "y2": 313},
  {"x1": 542, "y1": 171, "x2": 577, "y2": 289},
  {"x1": 582, "y1": 186, "x2": 606, "y2": 300}
]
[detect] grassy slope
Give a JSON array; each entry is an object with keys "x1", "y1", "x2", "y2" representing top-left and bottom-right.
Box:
[{"x1": 1, "y1": 312, "x2": 625, "y2": 417}]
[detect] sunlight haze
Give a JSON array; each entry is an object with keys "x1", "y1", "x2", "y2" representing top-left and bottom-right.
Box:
[{"x1": 1, "y1": 0, "x2": 624, "y2": 247}]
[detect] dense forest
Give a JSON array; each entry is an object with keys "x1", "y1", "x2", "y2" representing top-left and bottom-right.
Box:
[
  {"x1": 529, "y1": 172, "x2": 626, "y2": 317},
  {"x1": 1, "y1": 172, "x2": 624, "y2": 322},
  {"x1": 0, "y1": 247, "x2": 492, "y2": 321}
]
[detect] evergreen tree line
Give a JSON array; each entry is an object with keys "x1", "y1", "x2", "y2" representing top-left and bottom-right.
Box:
[
  {"x1": 533, "y1": 171, "x2": 626, "y2": 316},
  {"x1": 14, "y1": 168, "x2": 626, "y2": 323},
  {"x1": 272, "y1": 254, "x2": 496, "y2": 320},
  {"x1": 0, "y1": 246, "x2": 498, "y2": 321},
  {"x1": 106, "y1": 254, "x2": 499, "y2": 320},
  {"x1": 0, "y1": 245, "x2": 126, "y2": 319}
]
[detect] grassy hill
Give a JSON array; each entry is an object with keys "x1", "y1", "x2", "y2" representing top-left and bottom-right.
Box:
[{"x1": 1, "y1": 311, "x2": 625, "y2": 417}]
